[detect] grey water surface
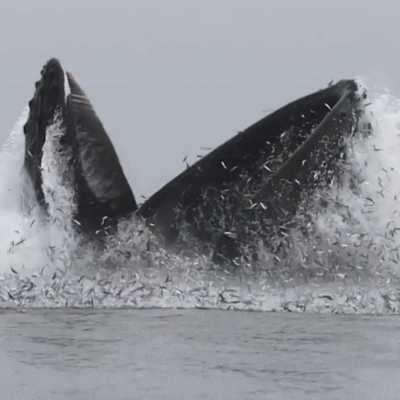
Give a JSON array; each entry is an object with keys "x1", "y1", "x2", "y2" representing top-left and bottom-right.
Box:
[{"x1": 1, "y1": 309, "x2": 399, "y2": 400}]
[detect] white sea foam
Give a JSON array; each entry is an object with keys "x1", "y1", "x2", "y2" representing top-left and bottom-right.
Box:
[{"x1": 1, "y1": 88, "x2": 400, "y2": 312}]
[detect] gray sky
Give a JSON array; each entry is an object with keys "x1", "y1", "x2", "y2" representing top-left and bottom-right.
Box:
[{"x1": 1, "y1": 0, "x2": 400, "y2": 198}]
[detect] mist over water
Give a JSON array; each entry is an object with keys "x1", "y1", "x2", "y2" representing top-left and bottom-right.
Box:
[{"x1": 1, "y1": 86, "x2": 400, "y2": 313}]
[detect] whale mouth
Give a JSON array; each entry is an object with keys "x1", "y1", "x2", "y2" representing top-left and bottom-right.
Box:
[
  {"x1": 23, "y1": 58, "x2": 138, "y2": 232},
  {"x1": 23, "y1": 58, "x2": 361, "y2": 262}
]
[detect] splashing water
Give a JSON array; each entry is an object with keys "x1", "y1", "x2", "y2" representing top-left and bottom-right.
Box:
[
  {"x1": 1, "y1": 89, "x2": 400, "y2": 313},
  {"x1": 0, "y1": 109, "x2": 49, "y2": 276}
]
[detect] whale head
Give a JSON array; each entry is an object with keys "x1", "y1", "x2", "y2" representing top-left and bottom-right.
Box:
[{"x1": 23, "y1": 58, "x2": 138, "y2": 233}]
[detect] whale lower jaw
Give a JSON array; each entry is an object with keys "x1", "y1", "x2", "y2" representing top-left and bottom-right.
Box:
[{"x1": 23, "y1": 58, "x2": 362, "y2": 260}]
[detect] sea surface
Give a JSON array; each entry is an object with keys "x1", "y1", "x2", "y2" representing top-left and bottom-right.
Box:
[
  {"x1": 2, "y1": 84, "x2": 400, "y2": 399},
  {"x1": 1, "y1": 309, "x2": 399, "y2": 400}
]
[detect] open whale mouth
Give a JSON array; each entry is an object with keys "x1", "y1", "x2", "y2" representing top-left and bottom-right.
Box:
[
  {"x1": 23, "y1": 58, "x2": 138, "y2": 232},
  {"x1": 23, "y1": 58, "x2": 361, "y2": 262}
]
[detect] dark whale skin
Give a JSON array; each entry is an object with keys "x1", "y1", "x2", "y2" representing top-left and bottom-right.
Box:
[
  {"x1": 138, "y1": 80, "x2": 360, "y2": 255},
  {"x1": 23, "y1": 58, "x2": 137, "y2": 232},
  {"x1": 23, "y1": 58, "x2": 66, "y2": 208},
  {"x1": 65, "y1": 72, "x2": 138, "y2": 232}
]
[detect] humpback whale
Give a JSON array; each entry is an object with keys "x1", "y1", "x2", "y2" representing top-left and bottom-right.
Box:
[
  {"x1": 139, "y1": 80, "x2": 360, "y2": 256},
  {"x1": 23, "y1": 59, "x2": 137, "y2": 232},
  {"x1": 23, "y1": 59, "x2": 361, "y2": 261}
]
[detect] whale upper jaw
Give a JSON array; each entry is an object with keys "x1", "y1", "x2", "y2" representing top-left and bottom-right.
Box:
[
  {"x1": 23, "y1": 58, "x2": 66, "y2": 208},
  {"x1": 23, "y1": 58, "x2": 138, "y2": 233}
]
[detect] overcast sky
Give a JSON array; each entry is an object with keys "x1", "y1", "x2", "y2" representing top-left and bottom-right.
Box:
[{"x1": 1, "y1": 0, "x2": 400, "y2": 198}]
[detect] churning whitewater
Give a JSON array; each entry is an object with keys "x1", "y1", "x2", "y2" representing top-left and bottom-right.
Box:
[{"x1": 1, "y1": 87, "x2": 400, "y2": 313}]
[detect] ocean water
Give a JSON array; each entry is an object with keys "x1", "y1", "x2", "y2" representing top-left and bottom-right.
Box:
[
  {"x1": 1, "y1": 309, "x2": 400, "y2": 400},
  {"x1": 1, "y1": 85, "x2": 400, "y2": 398}
]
